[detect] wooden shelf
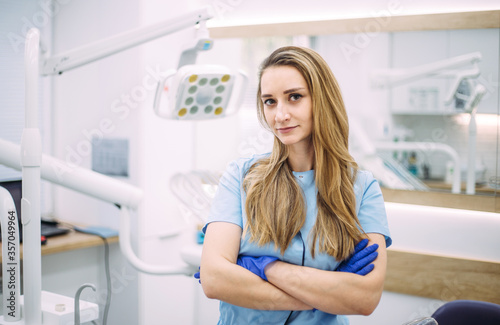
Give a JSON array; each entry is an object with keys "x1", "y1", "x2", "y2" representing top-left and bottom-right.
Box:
[
  {"x1": 0, "y1": 229, "x2": 118, "y2": 260},
  {"x1": 381, "y1": 187, "x2": 500, "y2": 213},
  {"x1": 423, "y1": 180, "x2": 497, "y2": 195},
  {"x1": 386, "y1": 249, "x2": 500, "y2": 304}
]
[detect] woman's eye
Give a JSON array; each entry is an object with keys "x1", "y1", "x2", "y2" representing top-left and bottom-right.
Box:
[
  {"x1": 264, "y1": 99, "x2": 275, "y2": 106},
  {"x1": 290, "y1": 93, "x2": 302, "y2": 101}
]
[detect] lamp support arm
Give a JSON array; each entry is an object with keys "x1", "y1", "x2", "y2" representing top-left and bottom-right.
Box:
[{"x1": 41, "y1": 7, "x2": 213, "y2": 75}]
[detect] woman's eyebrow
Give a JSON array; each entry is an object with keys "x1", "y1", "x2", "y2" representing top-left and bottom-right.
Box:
[
  {"x1": 284, "y1": 87, "x2": 305, "y2": 94},
  {"x1": 261, "y1": 87, "x2": 305, "y2": 98}
]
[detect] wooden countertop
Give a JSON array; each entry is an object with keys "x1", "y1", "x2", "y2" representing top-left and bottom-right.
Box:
[{"x1": 0, "y1": 229, "x2": 119, "y2": 259}]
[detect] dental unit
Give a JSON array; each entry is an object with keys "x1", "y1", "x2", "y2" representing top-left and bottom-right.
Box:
[{"x1": 0, "y1": 6, "x2": 246, "y2": 324}]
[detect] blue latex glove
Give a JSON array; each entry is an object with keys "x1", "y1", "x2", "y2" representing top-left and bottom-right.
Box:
[
  {"x1": 194, "y1": 267, "x2": 201, "y2": 283},
  {"x1": 311, "y1": 239, "x2": 379, "y2": 312},
  {"x1": 237, "y1": 255, "x2": 278, "y2": 281},
  {"x1": 193, "y1": 255, "x2": 279, "y2": 284},
  {"x1": 336, "y1": 238, "x2": 379, "y2": 276}
]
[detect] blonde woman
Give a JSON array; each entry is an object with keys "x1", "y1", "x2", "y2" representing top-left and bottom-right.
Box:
[{"x1": 199, "y1": 46, "x2": 391, "y2": 324}]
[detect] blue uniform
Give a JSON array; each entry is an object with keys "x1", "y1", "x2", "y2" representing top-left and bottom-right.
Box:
[{"x1": 204, "y1": 153, "x2": 392, "y2": 324}]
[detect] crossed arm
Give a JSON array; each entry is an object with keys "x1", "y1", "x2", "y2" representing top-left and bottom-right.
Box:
[{"x1": 200, "y1": 221, "x2": 387, "y2": 315}]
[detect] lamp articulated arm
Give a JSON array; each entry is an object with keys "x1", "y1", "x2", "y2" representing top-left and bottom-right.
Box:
[{"x1": 41, "y1": 7, "x2": 214, "y2": 75}]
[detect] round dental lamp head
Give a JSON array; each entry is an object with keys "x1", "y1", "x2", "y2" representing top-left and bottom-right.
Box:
[{"x1": 153, "y1": 64, "x2": 247, "y2": 120}]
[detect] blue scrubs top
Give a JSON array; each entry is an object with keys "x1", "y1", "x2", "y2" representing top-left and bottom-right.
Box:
[{"x1": 204, "y1": 153, "x2": 392, "y2": 325}]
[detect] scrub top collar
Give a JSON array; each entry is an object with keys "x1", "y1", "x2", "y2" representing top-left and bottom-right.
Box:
[{"x1": 292, "y1": 169, "x2": 315, "y2": 187}]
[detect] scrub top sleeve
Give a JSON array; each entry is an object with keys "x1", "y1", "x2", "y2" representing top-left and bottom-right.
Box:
[
  {"x1": 357, "y1": 172, "x2": 392, "y2": 248},
  {"x1": 203, "y1": 160, "x2": 243, "y2": 234}
]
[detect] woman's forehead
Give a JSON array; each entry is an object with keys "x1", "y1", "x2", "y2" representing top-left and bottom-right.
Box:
[{"x1": 260, "y1": 66, "x2": 308, "y2": 92}]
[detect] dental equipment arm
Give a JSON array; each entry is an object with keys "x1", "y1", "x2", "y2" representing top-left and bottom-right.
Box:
[
  {"x1": 120, "y1": 207, "x2": 195, "y2": 275},
  {"x1": 41, "y1": 7, "x2": 213, "y2": 75},
  {"x1": 0, "y1": 138, "x2": 142, "y2": 208},
  {"x1": 0, "y1": 137, "x2": 197, "y2": 276}
]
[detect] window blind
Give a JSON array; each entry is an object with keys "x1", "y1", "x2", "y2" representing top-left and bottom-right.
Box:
[{"x1": 0, "y1": 0, "x2": 47, "y2": 181}]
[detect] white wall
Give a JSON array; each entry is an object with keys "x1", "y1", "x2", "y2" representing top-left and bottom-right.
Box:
[
  {"x1": 52, "y1": 0, "x2": 142, "y2": 229},
  {"x1": 51, "y1": 0, "x2": 142, "y2": 323},
  {"x1": 137, "y1": 1, "x2": 197, "y2": 323}
]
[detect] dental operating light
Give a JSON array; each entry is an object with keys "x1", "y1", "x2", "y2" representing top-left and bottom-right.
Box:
[
  {"x1": 153, "y1": 21, "x2": 247, "y2": 120},
  {"x1": 154, "y1": 64, "x2": 247, "y2": 120}
]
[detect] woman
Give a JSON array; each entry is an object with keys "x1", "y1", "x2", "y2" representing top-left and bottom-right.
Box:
[{"x1": 199, "y1": 46, "x2": 392, "y2": 324}]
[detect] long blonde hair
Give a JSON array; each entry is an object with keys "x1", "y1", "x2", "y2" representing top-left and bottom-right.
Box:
[{"x1": 243, "y1": 46, "x2": 364, "y2": 260}]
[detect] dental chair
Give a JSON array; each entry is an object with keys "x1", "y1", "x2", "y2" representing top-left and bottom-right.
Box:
[
  {"x1": 431, "y1": 300, "x2": 500, "y2": 325},
  {"x1": 402, "y1": 300, "x2": 500, "y2": 325}
]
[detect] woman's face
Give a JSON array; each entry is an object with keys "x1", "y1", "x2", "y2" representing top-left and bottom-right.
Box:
[{"x1": 260, "y1": 65, "x2": 313, "y2": 149}]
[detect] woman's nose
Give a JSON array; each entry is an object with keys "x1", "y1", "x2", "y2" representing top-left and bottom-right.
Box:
[{"x1": 275, "y1": 104, "x2": 291, "y2": 123}]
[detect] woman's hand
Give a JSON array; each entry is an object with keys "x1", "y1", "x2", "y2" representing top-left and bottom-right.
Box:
[
  {"x1": 236, "y1": 255, "x2": 278, "y2": 281},
  {"x1": 200, "y1": 222, "x2": 312, "y2": 311},
  {"x1": 335, "y1": 238, "x2": 379, "y2": 275},
  {"x1": 196, "y1": 238, "x2": 377, "y2": 283},
  {"x1": 264, "y1": 233, "x2": 387, "y2": 315},
  {"x1": 233, "y1": 238, "x2": 378, "y2": 283}
]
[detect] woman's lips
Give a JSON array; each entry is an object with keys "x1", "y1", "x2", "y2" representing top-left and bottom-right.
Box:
[{"x1": 277, "y1": 126, "x2": 297, "y2": 134}]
